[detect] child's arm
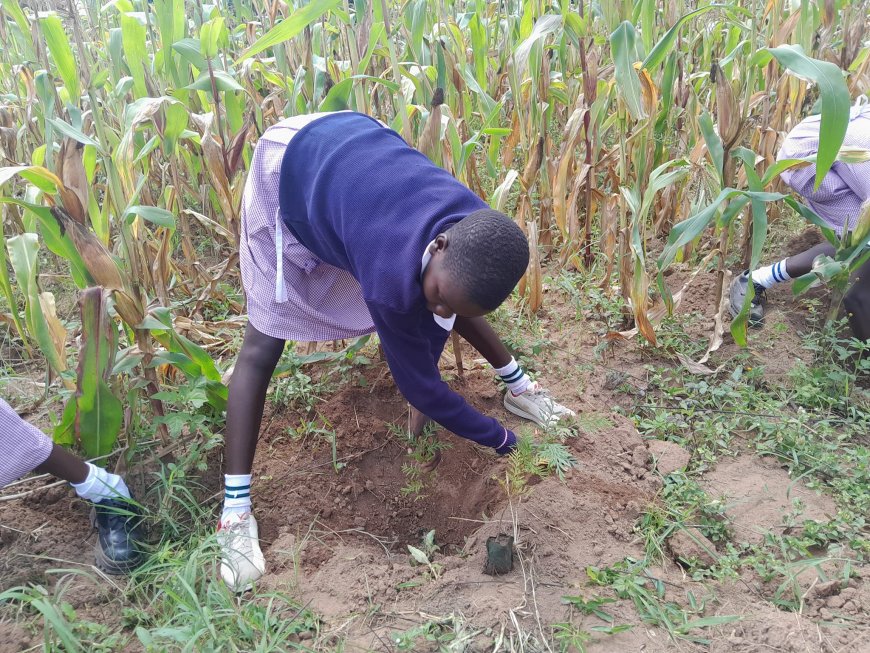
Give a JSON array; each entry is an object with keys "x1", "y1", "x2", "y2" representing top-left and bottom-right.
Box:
[
  {"x1": 368, "y1": 304, "x2": 515, "y2": 453},
  {"x1": 452, "y1": 316, "x2": 512, "y2": 368},
  {"x1": 0, "y1": 398, "x2": 59, "y2": 487}
]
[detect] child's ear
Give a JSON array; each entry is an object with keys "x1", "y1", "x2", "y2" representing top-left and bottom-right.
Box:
[{"x1": 432, "y1": 233, "x2": 449, "y2": 253}]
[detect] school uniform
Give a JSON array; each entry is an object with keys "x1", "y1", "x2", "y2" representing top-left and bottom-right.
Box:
[
  {"x1": 0, "y1": 397, "x2": 53, "y2": 487},
  {"x1": 239, "y1": 111, "x2": 514, "y2": 452},
  {"x1": 778, "y1": 101, "x2": 870, "y2": 234}
]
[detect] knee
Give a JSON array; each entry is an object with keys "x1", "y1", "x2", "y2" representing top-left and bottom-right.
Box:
[
  {"x1": 239, "y1": 334, "x2": 284, "y2": 371},
  {"x1": 844, "y1": 286, "x2": 870, "y2": 317},
  {"x1": 843, "y1": 286, "x2": 870, "y2": 340}
]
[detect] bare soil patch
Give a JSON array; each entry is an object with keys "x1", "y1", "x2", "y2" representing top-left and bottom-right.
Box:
[{"x1": 703, "y1": 455, "x2": 838, "y2": 546}]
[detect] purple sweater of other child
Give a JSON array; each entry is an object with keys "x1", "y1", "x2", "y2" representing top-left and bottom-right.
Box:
[{"x1": 278, "y1": 112, "x2": 515, "y2": 453}]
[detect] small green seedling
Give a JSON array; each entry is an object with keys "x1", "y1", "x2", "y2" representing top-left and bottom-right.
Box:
[{"x1": 408, "y1": 530, "x2": 443, "y2": 579}]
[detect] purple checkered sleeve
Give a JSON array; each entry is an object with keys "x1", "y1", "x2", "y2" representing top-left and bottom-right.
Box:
[
  {"x1": 778, "y1": 103, "x2": 870, "y2": 235},
  {"x1": 0, "y1": 397, "x2": 53, "y2": 488}
]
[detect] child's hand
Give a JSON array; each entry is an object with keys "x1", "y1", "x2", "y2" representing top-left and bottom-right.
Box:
[
  {"x1": 410, "y1": 407, "x2": 430, "y2": 438},
  {"x1": 410, "y1": 407, "x2": 441, "y2": 472}
]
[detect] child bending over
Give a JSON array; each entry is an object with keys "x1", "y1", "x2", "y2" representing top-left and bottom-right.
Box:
[{"x1": 219, "y1": 111, "x2": 575, "y2": 592}]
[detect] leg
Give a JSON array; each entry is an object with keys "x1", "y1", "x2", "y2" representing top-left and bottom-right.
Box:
[
  {"x1": 732, "y1": 242, "x2": 839, "y2": 325},
  {"x1": 785, "y1": 242, "x2": 837, "y2": 278},
  {"x1": 220, "y1": 322, "x2": 284, "y2": 593},
  {"x1": 225, "y1": 322, "x2": 286, "y2": 474},
  {"x1": 843, "y1": 257, "x2": 870, "y2": 341}
]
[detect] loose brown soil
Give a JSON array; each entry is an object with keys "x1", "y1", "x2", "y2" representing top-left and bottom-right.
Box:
[{"x1": 1, "y1": 227, "x2": 868, "y2": 651}]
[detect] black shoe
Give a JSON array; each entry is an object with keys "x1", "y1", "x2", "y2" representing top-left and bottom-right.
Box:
[
  {"x1": 729, "y1": 270, "x2": 767, "y2": 327},
  {"x1": 91, "y1": 497, "x2": 144, "y2": 574}
]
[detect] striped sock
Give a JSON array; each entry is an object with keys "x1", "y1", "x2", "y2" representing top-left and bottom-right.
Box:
[
  {"x1": 751, "y1": 260, "x2": 791, "y2": 289},
  {"x1": 222, "y1": 473, "x2": 252, "y2": 521},
  {"x1": 494, "y1": 357, "x2": 531, "y2": 396}
]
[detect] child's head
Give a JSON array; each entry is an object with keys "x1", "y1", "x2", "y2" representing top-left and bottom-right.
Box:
[{"x1": 422, "y1": 209, "x2": 529, "y2": 318}]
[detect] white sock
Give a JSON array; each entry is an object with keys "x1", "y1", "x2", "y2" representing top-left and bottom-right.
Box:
[
  {"x1": 751, "y1": 260, "x2": 791, "y2": 289},
  {"x1": 494, "y1": 358, "x2": 532, "y2": 396},
  {"x1": 222, "y1": 473, "x2": 252, "y2": 522},
  {"x1": 71, "y1": 463, "x2": 131, "y2": 502}
]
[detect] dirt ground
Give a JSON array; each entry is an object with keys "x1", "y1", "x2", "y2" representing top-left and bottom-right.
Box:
[{"x1": 1, "y1": 228, "x2": 868, "y2": 651}]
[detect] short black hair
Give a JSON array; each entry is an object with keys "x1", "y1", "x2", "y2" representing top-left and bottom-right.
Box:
[{"x1": 442, "y1": 209, "x2": 529, "y2": 311}]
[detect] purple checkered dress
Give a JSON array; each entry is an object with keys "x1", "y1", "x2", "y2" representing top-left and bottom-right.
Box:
[
  {"x1": 0, "y1": 397, "x2": 53, "y2": 487},
  {"x1": 778, "y1": 102, "x2": 870, "y2": 235},
  {"x1": 240, "y1": 112, "x2": 376, "y2": 341}
]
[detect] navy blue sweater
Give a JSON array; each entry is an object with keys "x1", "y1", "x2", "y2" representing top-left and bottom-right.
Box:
[{"x1": 278, "y1": 112, "x2": 515, "y2": 452}]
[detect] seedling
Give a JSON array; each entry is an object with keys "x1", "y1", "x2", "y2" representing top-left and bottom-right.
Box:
[
  {"x1": 390, "y1": 419, "x2": 452, "y2": 500},
  {"x1": 407, "y1": 530, "x2": 443, "y2": 580}
]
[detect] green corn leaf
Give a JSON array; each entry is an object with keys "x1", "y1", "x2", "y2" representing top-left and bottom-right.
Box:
[
  {"x1": 47, "y1": 118, "x2": 103, "y2": 151},
  {"x1": 0, "y1": 208, "x2": 28, "y2": 348},
  {"x1": 318, "y1": 75, "x2": 399, "y2": 112},
  {"x1": 610, "y1": 21, "x2": 645, "y2": 120},
  {"x1": 1, "y1": 0, "x2": 36, "y2": 60},
  {"x1": 319, "y1": 78, "x2": 354, "y2": 112},
  {"x1": 173, "y1": 38, "x2": 210, "y2": 71},
  {"x1": 237, "y1": 0, "x2": 343, "y2": 62},
  {"x1": 200, "y1": 16, "x2": 227, "y2": 60},
  {"x1": 468, "y1": 11, "x2": 487, "y2": 87},
  {"x1": 513, "y1": 14, "x2": 563, "y2": 79},
  {"x1": 162, "y1": 101, "x2": 189, "y2": 155},
  {"x1": 126, "y1": 205, "x2": 177, "y2": 229},
  {"x1": 40, "y1": 14, "x2": 80, "y2": 104},
  {"x1": 357, "y1": 22, "x2": 385, "y2": 74},
  {"x1": 0, "y1": 198, "x2": 92, "y2": 288},
  {"x1": 186, "y1": 70, "x2": 245, "y2": 93},
  {"x1": 54, "y1": 399, "x2": 76, "y2": 446},
  {"x1": 120, "y1": 12, "x2": 148, "y2": 97},
  {"x1": 757, "y1": 45, "x2": 850, "y2": 190},
  {"x1": 6, "y1": 234, "x2": 68, "y2": 376},
  {"x1": 699, "y1": 110, "x2": 725, "y2": 186},
  {"x1": 75, "y1": 287, "x2": 122, "y2": 457},
  {"x1": 658, "y1": 188, "x2": 785, "y2": 271},
  {"x1": 729, "y1": 148, "x2": 768, "y2": 346},
  {"x1": 642, "y1": 5, "x2": 723, "y2": 71}
]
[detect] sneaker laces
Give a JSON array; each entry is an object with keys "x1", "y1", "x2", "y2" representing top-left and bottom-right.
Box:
[
  {"x1": 522, "y1": 381, "x2": 550, "y2": 398},
  {"x1": 751, "y1": 283, "x2": 766, "y2": 307},
  {"x1": 219, "y1": 514, "x2": 254, "y2": 557}
]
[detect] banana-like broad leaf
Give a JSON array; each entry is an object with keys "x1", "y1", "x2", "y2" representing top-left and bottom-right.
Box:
[{"x1": 75, "y1": 287, "x2": 122, "y2": 457}]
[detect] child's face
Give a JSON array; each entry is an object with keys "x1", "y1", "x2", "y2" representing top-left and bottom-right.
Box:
[{"x1": 423, "y1": 236, "x2": 488, "y2": 319}]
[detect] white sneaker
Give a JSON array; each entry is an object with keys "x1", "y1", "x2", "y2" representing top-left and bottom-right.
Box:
[
  {"x1": 503, "y1": 382, "x2": 576, "y2": 428},
  {"x1": 217, "y1": 512, "x2": 265, "y2": 593}
]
